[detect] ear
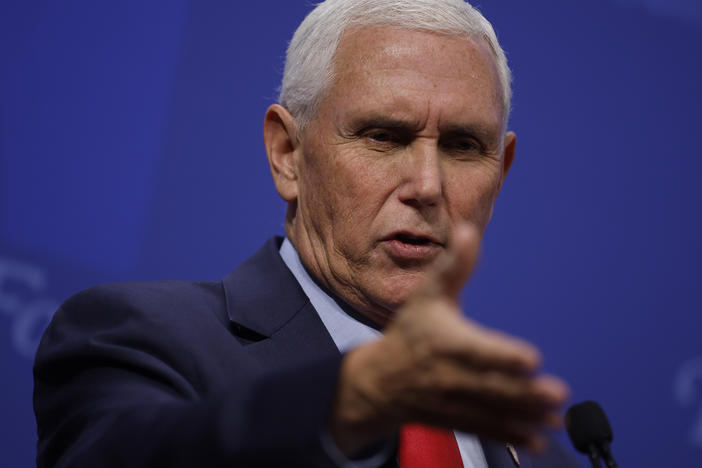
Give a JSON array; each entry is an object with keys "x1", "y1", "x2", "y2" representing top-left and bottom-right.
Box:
[
  {"x1": 497, "y1": 130, "x2": 516, "y2": 192},
  {"x1": 263, "y1": 104, "x2": 300, "y2": 202}
]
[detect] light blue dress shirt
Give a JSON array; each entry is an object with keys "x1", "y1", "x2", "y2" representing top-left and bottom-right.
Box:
[{"x1": 279, "y1": 238, "x2": 488, "y2": 468}]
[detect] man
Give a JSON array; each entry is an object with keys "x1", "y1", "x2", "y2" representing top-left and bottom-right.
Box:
[{"x1": 34, "y1": 0, "x2": 581, "y2": 466}]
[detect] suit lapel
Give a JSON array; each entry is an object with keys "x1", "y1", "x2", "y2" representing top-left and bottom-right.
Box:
[{"x1": 222, "y1": 236, "x2": 339, "y2": 366}]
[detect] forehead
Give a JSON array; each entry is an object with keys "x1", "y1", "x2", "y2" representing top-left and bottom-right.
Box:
[{"x1": 325, "y1": 26, "x2": 505, "y2": 131}]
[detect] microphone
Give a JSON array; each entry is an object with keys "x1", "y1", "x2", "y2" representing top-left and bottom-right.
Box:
[{"x1": 565, "y1": 401, "x2": 617, "y2": 468}]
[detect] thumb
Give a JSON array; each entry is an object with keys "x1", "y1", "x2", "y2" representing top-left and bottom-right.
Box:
[{"x1": 424, "y1": 223, "x2": 481, "y2": 300}]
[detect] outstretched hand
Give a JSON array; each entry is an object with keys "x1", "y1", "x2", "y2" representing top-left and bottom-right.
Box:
[{"x1": 330, "y1": 224, "x2": 569, "y2": 455}]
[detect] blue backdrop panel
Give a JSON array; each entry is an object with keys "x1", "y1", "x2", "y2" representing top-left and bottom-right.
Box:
[{"x1": 1, "y1": 0, "x2": 700, "y2": 466}]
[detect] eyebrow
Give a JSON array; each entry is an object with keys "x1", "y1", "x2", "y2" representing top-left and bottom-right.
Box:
[
  {"x1": 347, "y1": 115, "x2": 424, "y2": 133},
  {"x1": 347, "y1": 114, "x2": 500, "y2": 145}
]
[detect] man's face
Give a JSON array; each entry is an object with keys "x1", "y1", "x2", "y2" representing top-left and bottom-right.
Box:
[{"x1": 287, "y1": 27, "x2": 513, "y2": 325}]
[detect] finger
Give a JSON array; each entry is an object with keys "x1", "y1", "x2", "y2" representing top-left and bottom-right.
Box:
[
  {"x1": 453, "y1": 382, "x2": 566, "y2": 417},
  {"x1": 463, "y1": 363, "x2": 569, "y2": 410},
  {"x1": 438, "y1": 319, "x2": 543, "y2": 375},
  {"x1": 440, "y1": 223, "x2": 481, "y2": 298},
  {"x1": 416, "y1": 359, "x2": 569, "y2": 418},
  {"x1": 447, "y1": 374, "x2": 568, "y2": 428},
  {"x1": 403, "y1": 384, "x2": 560, "y2": 452}
]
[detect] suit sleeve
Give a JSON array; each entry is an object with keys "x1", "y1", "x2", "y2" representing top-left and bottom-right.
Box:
[{"x1": 33, "y1": 285, "x2": 344, "y2": 468}]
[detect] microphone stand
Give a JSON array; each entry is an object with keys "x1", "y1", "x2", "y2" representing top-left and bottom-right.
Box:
[
  {"x1": 598, "y1": 442, "x2": 618, "y2": 468},
  {"x1": 587, "y1": 442, "x2": 618, "y2": 468},
  {"x1": 586, "y1": 444, "x2": 603, "y2": 468}
]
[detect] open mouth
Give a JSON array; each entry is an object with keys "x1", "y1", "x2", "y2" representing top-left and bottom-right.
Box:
[
  {"x1": 384, "y1": 232, "x2": 443, "y2": 262},
  {"x1": 394, "y1": 233, "x2": 434, "y2": 246}
]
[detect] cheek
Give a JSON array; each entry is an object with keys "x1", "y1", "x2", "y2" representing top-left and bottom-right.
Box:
[
  {"x1": 297, "y1": 149, "x2": 342, "y2": 236},
  {"x1": 330, "y1": 151, "x2": 395, "y2": 215},
  {"x1": 300, "y1": 145, "x2": 395, "y2": 245}
]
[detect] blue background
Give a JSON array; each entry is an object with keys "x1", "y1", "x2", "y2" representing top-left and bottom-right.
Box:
[{"x1": 2, "y1": 0, "x2": 701, "y2": 466}]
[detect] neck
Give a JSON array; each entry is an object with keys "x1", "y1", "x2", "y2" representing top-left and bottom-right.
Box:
[{"x1": 284, "y1": 218, "x2": 393, "y2": 328}]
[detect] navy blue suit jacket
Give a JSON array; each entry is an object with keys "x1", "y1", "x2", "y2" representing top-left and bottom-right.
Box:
[{"x1": 34, "y1": 237, "x2": 581, "y2": 467}]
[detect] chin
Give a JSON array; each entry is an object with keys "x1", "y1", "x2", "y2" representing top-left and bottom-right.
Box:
[{"x1": 371, "y1": 271, "x2": 427, "y2": 310}]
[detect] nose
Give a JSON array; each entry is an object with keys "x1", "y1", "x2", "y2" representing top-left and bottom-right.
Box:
[{"x1": 397, "y1": 140, "x2": 443, "y2": 208}]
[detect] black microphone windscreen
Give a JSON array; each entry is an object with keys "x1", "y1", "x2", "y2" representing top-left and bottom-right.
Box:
[{"x1": 565, "y1": 400, "x2": 613, "y2": 453}]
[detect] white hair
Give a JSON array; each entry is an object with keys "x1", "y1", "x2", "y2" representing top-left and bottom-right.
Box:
[{"x1": 279, "y1": 0, "x2": 512, "y2": 132}]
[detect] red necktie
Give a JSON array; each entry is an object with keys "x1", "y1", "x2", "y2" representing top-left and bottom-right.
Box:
[{"x1": 399, "y1": 424, "x2": 464, "y2": 468}]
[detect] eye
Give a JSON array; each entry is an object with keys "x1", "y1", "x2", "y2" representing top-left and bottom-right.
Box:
[
  {"x1": 361, "y1": 128, "x2": 408, "y2": 151},
  {"x1": 441, "y1": 137, "x2": 482, "y2": 155},
  {"x1": 454, "y1": 140, "x2": 479, "y2": 151},
  {"x1": 366, "y1": 130, "x2": 394, "y2": 143}
]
